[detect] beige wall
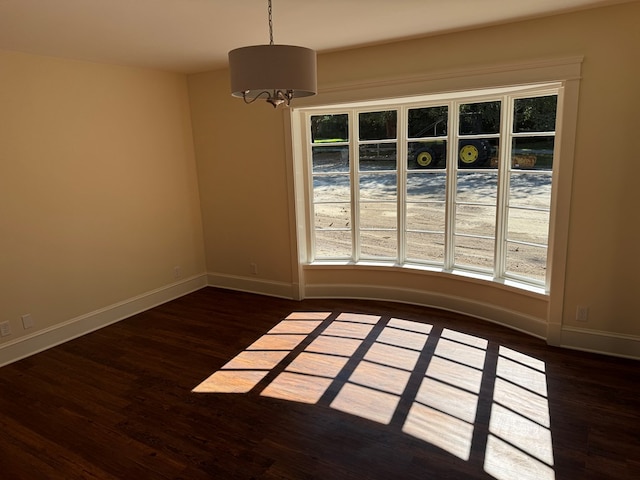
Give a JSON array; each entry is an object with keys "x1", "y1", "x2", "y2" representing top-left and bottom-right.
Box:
[
  {"x1": 0, "y1": 51, "x2": 206, "y2": 346},
  {"x1": 188, "y1": 71, "x2": 295, "y2": 285},
  {"x1": 189, "y1": 2, "x2": 640, "y2": 344}
]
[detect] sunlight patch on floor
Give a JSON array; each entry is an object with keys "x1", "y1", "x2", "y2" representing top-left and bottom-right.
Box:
[
  {"x1": 261, "y1": 371, "x2": 333, "y2": 404},
  {"x1": 193, "y1": 311, "x2": 555, "y2": 480},
  {"x1": 404, "y1": 402, "x2": 476, "y2": 461},
  {"x1": 401, "y1": 329, "x2": 487, "y2": 460},
  {"x1": 483, "y1": 346, "x2": 554, "y2": 479},
  {"x1": 485, "y1": 434, "x2": 555, "y2": 480},
  {"x1": 192, "y1": 370, "x2": 269, "y2": 394},
  {"x1": 331, "y1": 382, "x2": 401, "y2": 424},
  {"x1": 192, "y1": 312, "x2": 332, "y2": 394}
]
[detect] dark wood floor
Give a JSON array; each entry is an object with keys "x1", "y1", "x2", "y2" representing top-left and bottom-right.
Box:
[{"x1": 0, "y1": 287, "x2": 638, "y2": 479}]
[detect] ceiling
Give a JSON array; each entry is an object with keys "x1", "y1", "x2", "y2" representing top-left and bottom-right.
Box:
[{"x1": 0, "y1": 0, "x2": 629, "y2": 74}]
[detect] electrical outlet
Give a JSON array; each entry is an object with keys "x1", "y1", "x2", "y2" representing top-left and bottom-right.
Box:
[
  {"x1": 0, "y1": 321, "x2": 11, "y2": 337},
  {"x1": 174, "y1": 266, "x2": 182, "y2": 279},
  {"x1": 576, "y1": 306, "x2": 589, "y2": 322},
  {"x1": 250, "y1": 263, "x2": 258, "y2": 275},
  {"x1": 22, "y1": 314, "x2": 34, "y2": 329}
]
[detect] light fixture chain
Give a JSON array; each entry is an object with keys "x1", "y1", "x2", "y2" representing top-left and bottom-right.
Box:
[
  {"x1": 229, "y1": 0, "x2": 316, "y2": 108},
  {"x1": 268, "y1": 0, "x2": 274, "y2": 45}
]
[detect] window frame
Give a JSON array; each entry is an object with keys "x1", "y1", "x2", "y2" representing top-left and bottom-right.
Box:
[
  {"x1": 300, "y1": 84, "x2": 561, "y2": 293},
  {"x1": 287, "y1": 58, "x2": 582, "y2": 337}
]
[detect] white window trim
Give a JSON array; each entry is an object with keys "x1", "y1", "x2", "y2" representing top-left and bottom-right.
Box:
[{"x1": 285, "y1": 57, "x2": 581, "y2": 344}]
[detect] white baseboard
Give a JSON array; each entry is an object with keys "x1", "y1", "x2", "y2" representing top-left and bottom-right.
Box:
[
  {"x1": 4, "y1": 273, "x2": 636, "y2": 367},
  {"x1": 203, "y1": 274, "x2": 548, "y2": 339},
  {"x1": 206, "y1": 272, "x2": 298, "y2": 299},
  {"x1": 304, "y1": 283, "x2": 548, "y2": 340},
  {"x1": 205, "y1": 277, "x2": 640, "y2": 360},
  {"x1": 560, "y1": 326, "x2": 640, "y2": 360},
  {"x1": 0, "y1": 274, "x2": 207, "y2": 368}
]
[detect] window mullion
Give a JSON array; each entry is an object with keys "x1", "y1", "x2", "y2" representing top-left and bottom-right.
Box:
[
  {"x1": 351, "y1": 109, "x2": 360, "y2": 262},
  {"x1": 398, "y1": 106, "x2": 407, "y2": 265},
  {"x1": 305, "y1": 111, "x2": 316, "y2": 263},
  {"x1": 494, "y1": 94, "x2": 513, "y2": 278},
  {"x1": 444, "y1": 100, "x2": 458, "y2": 271}
]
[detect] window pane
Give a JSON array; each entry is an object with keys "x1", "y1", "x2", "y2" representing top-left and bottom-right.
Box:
[
  {"x1": 407, "y1": 203, "x2": 445, "y2": 232},
  {"x1": 359, "y1": 143, "x2": 397, "y2": 171},
  {"x1": 512, "y1": 136, "x2": 554, "y2": 171},
  {"x1": 406, "y1": 232, "x2": 445, "y2": 263},
  {"x1": 457, "y1": 171, "x2": 498, "y2": 204},
  {"x1": 361, "y1": 231, "x2": 397, "y2": 258},
  {"x1": 312, "y1": 145, "x2": 349, "y2": 173},
  {"x1": 315, "y1": 230, "x2": 352, "y2": 258},
  {"x1": 359, "y1": 111, "x2": 397, "y2": 141},
  {"x1": 360, "y1": 173, "x2": 396, "y2": 200},
  {"x1": 408, "y1": 106, "x2": 448, "y2": 138},
  {"x1": 505, "y1": 242, "x2": 547, "y2": 282},
  {"x1": 455, "y1": 205, "x2": 496, "y2": 237},
  {"x1": 509, "y1": 172, "x2": 552, "y2": 209},
  {"x1": 408, "y1": 140, "x2": 447, "y2": 169},
  {"x1": 459, "y1": 101, "x2": 501, "y2": 135},
  {"x1": 454, "y1": 235, "x2": 494, "y2": 271},
  {"x1": 314, "y1": 174, "x2": 350, "y2": 202},
  {"x1": 314, "y1": 203, "x2": 350, "y2": 229},
  {"x1": 361, "y1": 203, "x2": 397, "y2": 229},
  {"x1": 311, "y1": 114, "x2": 348, "y2": 143},
  {"x1": 407, "y1": 172, "x2": 446, "y2": 201},
  {"x1": 507, "y1": 208, "x2": 549, "y2": 245},
  {"x1": 458, "y1": 138, "x2": 498, "y2": 169},
  {"x1": 514, "y1": 96, "x2": 557, "y2": 133}
]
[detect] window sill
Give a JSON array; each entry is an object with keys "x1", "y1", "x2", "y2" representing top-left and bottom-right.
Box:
[{"x1": 304, "y1": 261, "x2": 548, "y2": 299}]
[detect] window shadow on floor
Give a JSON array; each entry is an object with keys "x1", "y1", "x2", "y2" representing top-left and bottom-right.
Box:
[{"x1": 194, "y1": 311, "x2": 555, "y2": 480}]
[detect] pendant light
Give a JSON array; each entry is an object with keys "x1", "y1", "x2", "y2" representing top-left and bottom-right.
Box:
[{"x1": 228, "y1": 0, "x2": 317, "y2": 108}]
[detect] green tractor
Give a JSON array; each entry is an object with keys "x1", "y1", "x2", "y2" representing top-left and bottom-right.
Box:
[
  {"x1": 412, "y1": 138, "x2": 492, "y2": 169},
  {"x1": 411, "y1": 114, "x2": 493, "y2": 169}
]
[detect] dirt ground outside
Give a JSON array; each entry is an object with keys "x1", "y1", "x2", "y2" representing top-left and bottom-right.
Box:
[{"x1": 312, "y1": 154, "x2": 551, "y2": 282}]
